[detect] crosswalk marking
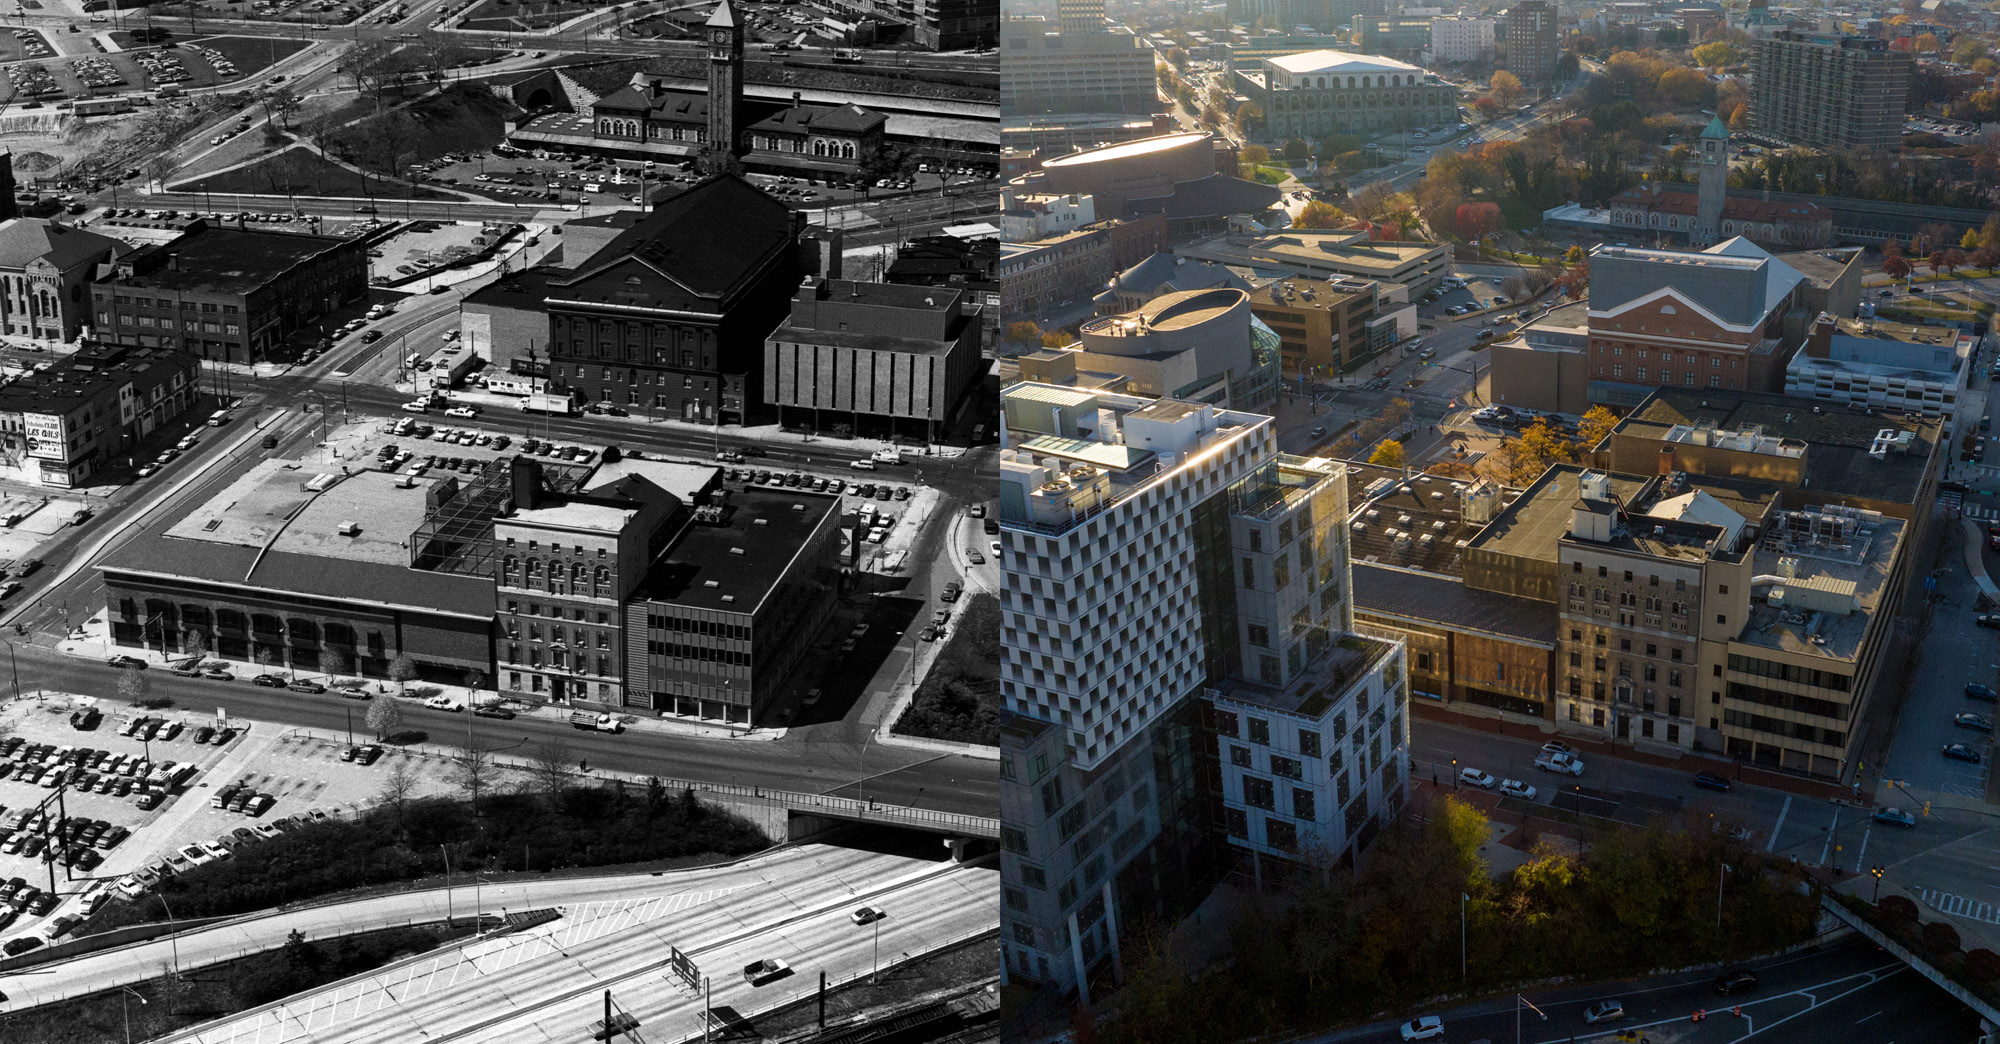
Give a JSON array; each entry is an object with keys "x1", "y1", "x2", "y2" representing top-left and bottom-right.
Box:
[{"x1": 1916, "y1": 886, "x2": 2000, "y2": 925}]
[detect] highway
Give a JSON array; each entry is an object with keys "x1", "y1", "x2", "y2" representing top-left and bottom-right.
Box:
[
  {"x1": 1298, "y1": 935, "x2": 1983, "y2": 1044},
  {"x1": 146, "y1": 848, "x2": 995, "y2": 1044}
]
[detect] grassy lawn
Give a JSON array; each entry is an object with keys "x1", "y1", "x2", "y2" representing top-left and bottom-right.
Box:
[
  {"x1": 188, "y1": 35, "x2": 312, "y2": 78},
  {"x1": 457, "y1": 0, "x2": 597, "y2": 31},
  {"x1": 179, "y1": 147, "x2": 458, "y2": 200},
  {"x1": 321, "y1": 85, "x2": 518, "y2": 170},
  {"x1": 894, "y1": 592, "x2": 998, "y2": 745},
  {"x1": 1246, "y1": 164, "x2": 1289, "y2": 185}
]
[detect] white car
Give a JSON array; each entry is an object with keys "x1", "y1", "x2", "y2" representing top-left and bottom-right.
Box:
[
  {"x1": 401, "y1": 401, "x2": 429, "y2": 413},
  {"x1": 850, "y1": 905, "x2": 886, "y2": 925},
  {"x1": 1457, "y1": 767, "x2": 1496, "y2": 789},
  {"x1": 1499, "y1": 779, "x2": 1536, "y2": 800},
  {"x1": 1400, "y1": 1015, "x2": 1446, "y2": 1041},
  {"x1": 444, "y1": 406, "x2": 478, "y2": 418},
  {"x1": 1535, "y1": 751, "x2": 1585, "y2": 776},
  {"x1": 424, "y1": 695, "x2": 462, "y2": 712}
]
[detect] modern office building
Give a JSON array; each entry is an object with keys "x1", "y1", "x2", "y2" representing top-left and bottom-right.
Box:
[
  {"x1": 1351, "y1": 16, "x2": 1437, "y2": 62},
  {"x1": 1070, "y1": 287, "x2": 1281, "y2": 409},
  {"x1": 1182, "y1": 224, "x2": 1450, "y2": 291},
  {"x1": 1247, "y1": 274, "x2": 1397, "y2": 375},
  {"x1": 89, "y1": 220, "x2": 368, "y2": 366},
  {"x1": 1001, "y1": 17, "x2": 1159, "y2": 119},
  {"x1": 1430, "y1": 15, "x2": 1496, "y2": 63},
  {"x1": 543, "y1": 173, "x2": 809, "y2": 425},
  {"x1": 762, "y1": 276, "x2": 984, "y2": 432},
  {"x1": 0, "y1": 343, "x2": 201, "y2": 488},
  {"x1": 1235, "y1": 50, "x2": 1458, "y2": 139},
  {"x1": 1748, "y1": 32, "x2": 1912, "y2": 151},
  {"x1": 998, "y1": 383, "x2": 1408, "y2": 1000},
  {"x1": 1503, "y1": 0, "x2": 1559, "y2": 85},
  {"x1": 0, "y1": 218, "x2": 128, "y2": 345}
]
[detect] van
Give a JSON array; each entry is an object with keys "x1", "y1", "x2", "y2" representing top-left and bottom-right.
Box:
[{"x1": 207, "y1": 409, "x2": 230, "y2": 427}]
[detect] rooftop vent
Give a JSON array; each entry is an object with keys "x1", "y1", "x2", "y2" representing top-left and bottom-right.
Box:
[
  {"x1": 720, "y1": 595, "x2": 736, "y2": 603},
  {"x1": 337, "y1": 522, "x2": 361, "y2": 537},
  {"x1": 703, "y1": 580, "x2": 720, "y2": 588},
  {"x1": 755, "y1": 517, "x2": 771, "y2": 525},
  {"x1": 729, "y1": 547, "x2": 746, "y2": 555}
]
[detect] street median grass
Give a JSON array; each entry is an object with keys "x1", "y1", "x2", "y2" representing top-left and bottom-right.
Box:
[
  {"x1": 893, "y1": 592, "x2": 998, "y2": 746},
  {"x1": 80, "y1": 780, "x2": 768, "y2": 938}
]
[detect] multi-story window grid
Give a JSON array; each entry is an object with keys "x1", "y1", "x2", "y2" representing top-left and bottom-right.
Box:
[
  {"x1": 496, "y1": 538, "x2": 624, "y2": 705},
  {"x1": 1749, "y1": 32, "x2": 1912, "y2": 151}
]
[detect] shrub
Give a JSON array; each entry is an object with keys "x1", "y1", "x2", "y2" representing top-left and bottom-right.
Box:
[
  {"x1": 1923, "y1": 920, "x2": 1963, "y2": 959},
  {"x1": 1878, "y1": 894, "x2": 1920, "y2": 927}
]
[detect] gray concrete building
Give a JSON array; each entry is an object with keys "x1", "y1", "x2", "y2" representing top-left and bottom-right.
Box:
[{"x1": 1749, "y1": 32, "x2": 1912, "y2": 151}]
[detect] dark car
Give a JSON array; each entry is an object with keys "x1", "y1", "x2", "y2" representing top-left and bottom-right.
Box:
[
  {"x1": 106, "y1": 655, "x2": 146, "y2": 669},
  {"x1": 1979, "y1": 616, "x2": 2000, "y2": 630},
  {"x1": 213, "y1": 727, "x2": 237, "y2": 745},
  {"x1": 1943, "y1": 743, "x2": 1983, "y2": 764},
  {"x1": 1692, "y1": 771, "x2": 1733, "y2": 792},
  {"x1": 191, "y1": 726, "x2": 214, "y2": 744},
  {"x1": 27, "y1": 891, "x2": 56, "y2": 916},
  {"x1": 286, "y1": 680, "x2": 327, "y2": 694},
  {"x1": 251, "y1": 674, "x2": 287, "y2": 688},
  {"x1": 1967, "y1": 684, "x2": 1999, "y2": 703},
  {"x1": 1957, "y1": 713, "x2": 1995, "y2": 732},
  {"x1": 355, "y1": 745, "x2": 382, "y2": 766},
  {"x1": 1712, "y1": 970, "x2": 1758, "y2": 994},
  {"x1": 473, "y1": 705, "x2": 515, "y2": 720},
  {"x1": 3, "y1": 936, "x2": 42, "y2": 956}
]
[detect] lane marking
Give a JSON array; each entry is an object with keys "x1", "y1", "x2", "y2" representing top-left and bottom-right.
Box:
[{"x1": 1766, "y1": 794, "x2": 1790, "y2": 853}]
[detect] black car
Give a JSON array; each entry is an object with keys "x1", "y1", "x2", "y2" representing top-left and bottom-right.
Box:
[
  {"x1": 1980, "y1": 616, "x2": 2000, "y2": 630},
  {"x1": 251, "y1": 674, "x2": 287, "y2": 688},
  {"x1": 1712, "y1": 970, "x2": 1758, "y2": 994},
  {"x1": 106, "y1": 655, "x2": 146, "y2": 670},
  {"x1": 1967, "y1": 684, "x2": 1999, "y2": 703},
  {"x1": 473, "y1": 705, "x2": 516, "y2": 719},
  {"x1": 286, "y1": 680, "x2": 327, "y2": 694},
  {"x1": 1692, "y1": 771, "x2": 1733, "y2": 792},
  {"x1": 2, "y1": 936, "x2": 42, "y2": 957},
  {"x1": 1955, "y1": 713, "x2": 1994, "y2": 733}
]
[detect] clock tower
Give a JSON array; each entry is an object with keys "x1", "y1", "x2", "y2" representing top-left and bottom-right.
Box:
[{"x1": 701, "y1": 0, "x2": 745, "y2": 176}]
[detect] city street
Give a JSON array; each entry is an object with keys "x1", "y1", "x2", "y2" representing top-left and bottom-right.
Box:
[{"x1": 1299, "y1": 936, "x2": 1982, "y2": 1044}]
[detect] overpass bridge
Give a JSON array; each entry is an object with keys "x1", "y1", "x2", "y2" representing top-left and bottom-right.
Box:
[{"x1": 651, "y1": 773, "x2": 1000, "y2": 843}]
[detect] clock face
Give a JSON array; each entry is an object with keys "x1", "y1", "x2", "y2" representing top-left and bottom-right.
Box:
[{"x1": 712, "y1": 29, "x2": 730, "y2": 45}]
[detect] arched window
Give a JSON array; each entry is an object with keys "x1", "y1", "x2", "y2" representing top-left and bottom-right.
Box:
[
  {"x1": 1316, "y1": 76, "x2": 1325, "y2": 89},
  {"x1": 1391, "y1": 75, "x2": 1400, "y2": 87},
  {"x1": 1347, "y1": 76, "x2": 1355, "y2": 88},
  {"x1": 595, "y1": 566, "x2": 611, "y2": 598},
  {"x1": 502, "y1": 555, "x2": 518, "y2": 585},
  {"x1": 525, "y1": 559, "x2": 542, "y2": 585},
  {"x1": 572, "y1": 563, "x2": 588, "y2": 593}
]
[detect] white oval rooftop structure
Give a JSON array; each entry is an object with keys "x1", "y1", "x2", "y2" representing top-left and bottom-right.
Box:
[{"x1": 1043, "y1": 131, "x2": 1211, "y2": 167}]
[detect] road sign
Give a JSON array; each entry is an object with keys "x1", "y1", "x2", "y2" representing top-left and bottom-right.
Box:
[{"x1": 668, "y1": 946, "x2": 699, "y2": 991}]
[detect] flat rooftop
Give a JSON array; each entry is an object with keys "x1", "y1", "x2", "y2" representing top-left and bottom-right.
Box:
[
  {"x1": 636, "y1": 486, "x2": 836, "y2": 613},
  {"x1": 1737, "y1": 508, "x2": 1903, "y2": 663},
  {"x1": 108, "y1": 224, "x2": 351, "y2": 296},
  {"x1": 1346, "y1": 470, "x2": 1489, "y2": 576},
  {"x1": 506, "y1": 498, "x2": 636, "y2": 534},
  {"x1": 1206, "y1": 633, "x2": 1396, "y2": 718},
  {"x1": 1614, "y1": 386, "x2": 1941, "y2": 506},
  {"x1": 1470, "y1": 466, "x2": 1650, "y2": 564},
  {"x1": 167, "y1": 462, "x2": 437, "y2": 567},
  {"x1": 584, "y1": 457, "x2": 719, "y2": 506},
  {"x1": 1042, "y1": 132, "x2": 1208, "y2": 166},
  {"x1": 1353, "y1": 563, "x2": 1560, "y2": 643}
]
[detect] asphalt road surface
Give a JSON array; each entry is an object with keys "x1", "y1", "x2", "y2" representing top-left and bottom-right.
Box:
[{"x1": 1300, "y1": 935, "x2": 1982, "y2": 1044}]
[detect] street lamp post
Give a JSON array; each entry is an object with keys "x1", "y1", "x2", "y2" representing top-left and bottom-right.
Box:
[
  {"x1": 1871, "y1": 865, "x2": 1885, "y2": 904},
  {"x1": 156, "y1": 891, "x2": 184, "y2": 1000},
  {"x1": 0, "y1": 634, "x2": 20, "y2": 699},
  {"x1": 1459, "y1": 892, "x2": 1468, "y2": 981},
  {"x1": 120, "y1": 985, "x2": 146, "y2": 1044},
  {"x1": 1516, "y1": 993, "x2": 1547, "y2": 1044},
  {"x1": 440, "y1": 844, "x2": 454, "y2": 928}
]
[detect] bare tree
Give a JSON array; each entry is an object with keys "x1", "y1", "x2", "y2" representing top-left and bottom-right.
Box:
[
  {"x1": 263, "y1": 88, "x2": 301, "y2": 130},
  {"x1": 453, "y1": 742, "x2": 496, "y2": 816},
  {"x1": 525, "y1": 738, "x2": 573, "y2": 808},
  {"x1": 182, "y1": 629, "x2": 209, "y2": 662},
  {"x1": 365, "y1": 694, "x2": 402, "y2": 740},
  {"x1": 118, "y1": 667, "x2": 150, "y2": 707},
  {"x1": 322, "y1": 646, "x2": 350, "y2": 685},
  {"x1": 144, "y1": 152, "x2": 179, "y2": 192},
  {"x1": 377, "y1": 757, "x2": 420, "y2": 833},
  {"x1": 388, "y1": 653, "x2": 418, "y2": 694}
]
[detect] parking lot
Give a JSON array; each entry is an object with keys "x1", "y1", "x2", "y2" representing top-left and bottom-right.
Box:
[{"x1": 0, "y1": 689, "x2": 472, "y2": 952}]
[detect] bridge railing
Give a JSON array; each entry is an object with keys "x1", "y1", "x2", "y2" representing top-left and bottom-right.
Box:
[{"x1": 649, "y1": 775, "x2": 999, "y2": 838}]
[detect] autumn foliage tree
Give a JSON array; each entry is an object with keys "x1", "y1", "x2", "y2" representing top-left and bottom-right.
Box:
[
  {"x1": 1296, "y1": 199, "x2": 1347, "y2": 228},
  {"x1": 1456, "y1": 201, "x2": 1504, "y2": 241},
  {"x1": 1489, "y1": 70, "x2": 1525, "y2": 108},
  {"x1": 1882, "y1": 254, "x2": 1912, "y2": 281}
]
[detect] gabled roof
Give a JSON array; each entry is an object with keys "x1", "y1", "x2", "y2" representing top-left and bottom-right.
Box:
[
  {"x1": 753, "y1": 102, "x2": 885, "y2": 135},
  {"x1": 0, "y1": 218, "x2": 125, "y2": 272},
  {"x1": 552, "y1": 173, "x2": 793, "y2": 300}
]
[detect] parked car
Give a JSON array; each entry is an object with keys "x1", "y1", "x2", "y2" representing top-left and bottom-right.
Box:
[
  {"x1": 1692, "y1": 771, "x2": 1733, "y2": 792},
  {"x1": 1978, "y1": 615, "x2": 2000, "y2": 629},
  {"x1": 251, "y1": 674, "x2": 287, "y2": 688},
  {"x1": 106, "y1": 655, "x2": 147, "y2": 670},
  {"x1": 1498, "y1": 779, "x2": 1536, "y2": 800},
  {"x1": 1457, "y1": 767, "x2": 1496, "y2": 789},
  {"x1": 1399, "y1": 1016, "x2": 1446, "y2": 1041},
  {"x1": 1967, "y1": 684, "x2": 1998, "y2": 702},
  {"x1": 472, "y1": 705, "x2": 515, "y2": 719},
  {"x1": 1534, "y1": 751, "x2": 1584, "y2": 776},
  {"x1": 286, "y1": 680, "x2": 327, "y2": 694},
  {"x1": 425, "y1": 695, "x2": 462, "y2": 712},
  {"x1": 1943, "y1": 743, "x2": 1983, "y2": 764},
  {"x1": 1955, "y1": 713, "x2": 1994, "y2": 733}
]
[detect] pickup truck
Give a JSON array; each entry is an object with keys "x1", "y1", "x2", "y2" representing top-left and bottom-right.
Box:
[
  {"x1": 1534, "y1": 751, "x2": 1585, "y2": 776},
  {"x1": 569, "y1": 712, "x2": 625, "y2": 733}
]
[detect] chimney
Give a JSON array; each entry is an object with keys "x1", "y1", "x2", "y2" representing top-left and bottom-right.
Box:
[
  {"x1": 791, "y1": 90, "x2": 803, "y2": 109},
  {"x1": 510, "y1": 455, "x2": 544, "y2": 511},
  {"x1": 1803, "y1": 314, "x2": 1835, "y2": 359},
  {"x1": 1658, "y1": 446, "x2": 1675, "y2": 476}
]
